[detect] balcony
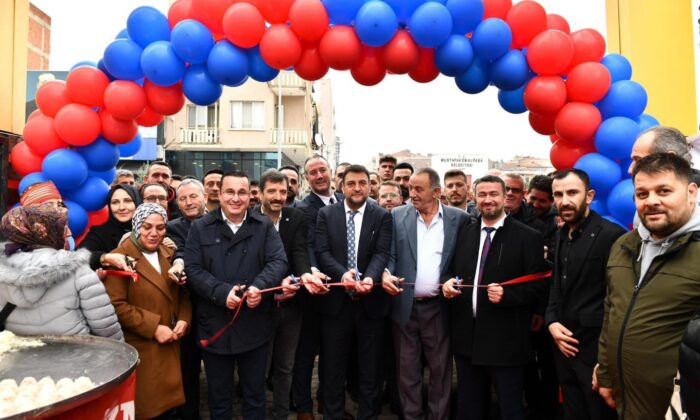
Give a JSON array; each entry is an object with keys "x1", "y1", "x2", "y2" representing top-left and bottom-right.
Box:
[
  {"x1": 270, "y1": 129, "x2": 309, "y2": 146},
  {"x1": 180, "y1": 128, "x2": 220, "y2": 144},
  {"x1": 268, "y1": 72, "x2": 308, "y2": 96}
]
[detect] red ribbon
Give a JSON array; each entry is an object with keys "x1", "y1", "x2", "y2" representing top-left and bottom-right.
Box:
[
  {"x1": 456, "y1": 270, "x2": 553, "y2": 288},
  {"x1": 99, "y1": 269, "x2": 140, "y2": 283}
]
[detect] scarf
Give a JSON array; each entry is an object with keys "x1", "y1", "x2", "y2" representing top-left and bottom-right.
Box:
[{"x1": 0, "y1": 203, "x2": 68, "y2": 255}]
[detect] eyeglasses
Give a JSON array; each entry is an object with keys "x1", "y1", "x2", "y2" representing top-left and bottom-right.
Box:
[
  {"x1": 222, "y1": 191, "x2": 249, "y2": 198},
  {"x1": 380, "y1": 193, "x2": 399, "y2": 199},
  {"x1": 505, "y1": 187, "x2": 524, "y2": 193},
  {"x1": 144, "y1": 195, "x2": 168, "y2": 203}
]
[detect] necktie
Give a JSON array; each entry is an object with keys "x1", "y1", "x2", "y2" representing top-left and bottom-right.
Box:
[
  {"x1": 477, "y1": 227, "x2": 496, "y2": 285},
  {"x1": 347, "y1": 210, "x2": 358, "y2": 270},
  {"x1": 329, "y1": 197, "x2": 335, "y2": 205}
]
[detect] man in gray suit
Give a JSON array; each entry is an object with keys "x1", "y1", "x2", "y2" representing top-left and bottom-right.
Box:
[{"x1": 382, "y1": 168, "x2": 470, "y2": 419}]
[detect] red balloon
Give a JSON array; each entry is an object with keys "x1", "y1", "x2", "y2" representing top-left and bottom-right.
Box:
[
  {"x1": 566, "y1": 62, "x2": 612, "y2": 103},
  {"x1": 289, "y1": 0, "x2": 329, "y2": 42},
  {"x1": 567, "y1": 29, "x2": 606, "y2": 71},
  {"x1": 554, "y1": 102, "x2": 601, "y2": 145},
  {"x1": 144, "y1": 80, "x2": 185, "y2": 115},
  {"x1": 104, "y1": 81, "x2": 147, "y2": 120},
  {"x1": 546, "y1": 14, "x2": 570, "y2": 33},
  {"x1": 23, "y1": 115, "x2": 69, "y2": 156},
  {"x1": 66, "y1": 66, "x2": 109, "y2": 107},
  {"x1": 529, "y1": 112, "x2": 556, "y2": 135},
  {"x1": 191, "y1": 0, "x2": 234, "y2": 36},
  {"x1": 409, "y1": 48, "x2": 440, "y2": 83},
  {"x1": 505, "y1": 0, "x2": 547, "y2": 49},
  {"x1": 27, "y1": 109, "x2": 43, "y2": 121},
  {"x1": 382, "y1": 30, "x2": 420, "y2": 75},
  {"x1": 319, "y1": 26, "x2": 362, "y2": 70},
  {"x1": 483, "y1": 0, "x2": 512, "y2": 19},
  {"x1": 260, "y1": 24, "x2": 302, "y2": 70},
  {"x1": 351, "y1": 47, "x2": 386, "y2": 87},
  {"x1": 168, "y1": 0, "x2": 192, "y2": 28},
  {"x1": 550, "y1": 140, "x2": 595, "y2": 170},
  {"x1": 100, "y1": 110, "x2": 138, "y2": 145},
  {"x1": 136, "y1": 106, "x2": 165, "y2": 127},
  {"x1": 10, "y1": 142, "x2": 43, "y2": 177},
  {"x1": 88, "y1": 207, "x2": 109, "y2": 226},
  {"x1": 223, "y1": 3, "x2": 266, "y2": 48},
  {"x1": 524, "y1": 76, "x2": 567, "y2": 115},
  {"x1": 294, "y1": 44, "x2": 329, "y2": 81},
  {"x1": 35, "y1": 80, "x2": 71, "y2": 118},
  {"x1": 257, "y1": 0, "x2": 294, "y2": 24},
  {"x1": 526, "y1": 30, "x2": 574, "y2": 76},
  {"x1": 549, "y1": 134, "x2": 560, "y2": 143},
  {"x1": 54, "y1": 104, "x2": 101, "y2": 146}
]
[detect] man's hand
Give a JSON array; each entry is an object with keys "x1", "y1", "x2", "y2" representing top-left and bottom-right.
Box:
[
  {"x1": 226, "y1": 285, "x2": 244, "y2": 310},
  {"x1": 530, "y1": 314, "x2": 545, "y2": 332},
  {"x1": 246, "y1": 286, "x2": 262, "y2": 308},
  {"x1": 599, "y1": 387, "x2": 616, "y2": 409},
  {"x1": 592, "y1": 364, "x2": 600, "y2": 391},
  {"x1": 101, "y1": 253, "x2": 134, "y2": 271},
  {"x1": 168, "y1": 260, "x2": 187, "y2": 285},
  {"x1": 154, "y1": 325, "x2": 177, "y2": 344},
  {"x1": 548, "y1": 322, "x2": 579, "y2": 358},
  {"x1": 162, "y1": 237, "x2": 177, "y2": 250},
  {"x1": 382, "y1": 272, "x2": 403, "y2": 295},
  {"x1": 341, "y1": 270, "x2": 357, "y2": 291},
  {"x1": 281, "y1": 276, "x2": 300, "y2": 299},
  {"x1": 442, "y1": 278, "x2": 461, "y2": 299},
  {"x1": 173, "y1": 320, "x2": 188, "y2": 339},
  {"x1": 302, "y1": 272, "x2": 329, "y2": 295},
  {"x1": 487, "y1": 283, "x2": 504, "y2": 304},
  {"x1": 355, "y1": 277, "x2": 374, "y2": 294}
]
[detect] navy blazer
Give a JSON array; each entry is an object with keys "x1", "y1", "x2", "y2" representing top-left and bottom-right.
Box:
[
  {"x1": 315, "y1": 200, "x2": 393, "y2": 319},
  {"x1": 297, "y1": 191, "x2": 344, "y2": 269},
  {"x1": 185, "y1": 208, "x2": 288, "y2": 355}
]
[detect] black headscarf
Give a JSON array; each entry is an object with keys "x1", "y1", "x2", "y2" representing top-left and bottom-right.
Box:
[{"x1": 106, "y1": 184, "x2": 141, "y2": 229}]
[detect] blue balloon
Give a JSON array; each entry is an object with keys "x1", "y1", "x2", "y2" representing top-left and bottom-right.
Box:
[
  {"x1": 247, "y1": 47, "x2": 280, "y2": 82},
  {"x1": 115, "y1": 28, "x2": 130, "y2": 40},
  {"x1": 471, "y1": 18, "x2": 512, "y2": 62},
  {"x1": 70, "y1": 61, "x2": 97, "y2": 71},
  {"x1": 76, "y1": 136, "x2": 121, "y2": 172},
  {"x1": 171, "y1": 19, "x2": 214, "y2": 64},
  {"x1": 385, "y1": 0, "x2": 424, "y2": 25},
  {"x1": 601, "y1": 53, "x2": 632, "y2": 83},
  {"x1": 603, "y1": 215, "x2": 629, "y2": 230},
  {"x1": 637, "y1": 114, "x2": 660, "y2": 131},
  {"x1": 64, "y1": 176, "x2": 111, "y2": 212},
  {"x1": 118, "y1": 133, "x2": 143, "y2": 158},
  {"x1": 590, "y1": 196, "x2": 608, "y2": 215},
  {"x1": 97, "y1": 58, "x2": 117, "y2": 81},
  {"x1": 355, "y1": 1, "x2": 398, "y2": 47},
  {"x1": 435, "y1": 35, "x2": 474, "y2": 76},
  {"x1": 607, "y1": 179, "x2": 635, "y2": 227},
  {"x1": 207, "y1": 41, "x2": 249, "y2": 86},
  {"x1": 90, "y1": 168, "x2": 117, "y2": 185},
  {"x1": 598, "y1": 80, "x2": 648, "y2": 119},
  {"x1": 594, "y1": 116, "x2": 641, "y2": 161},
  {"x1": 64, "y1": 200, "x2": 89, "y2": 237},
  {"x1": 574, "y1": 153, "x2": 622, "y2": 195},
  {"x1": 322, "y1": 0, "x2": 367, "y2": 25},
  {"x1": 18, "y1": 172, "x2": 48, "y2": 195},
  {"x1": 409, "y1": 2, "x2": 453, "y2": 48},
  {"x1": 490, "y1": 49, "x2": 529, "y2": 90},
  {"x1": 620, "y1": 159, "x2": 633, "y2": 179},
  {"x1": 42, "y1": 149, "x2": 89, "y2": 190},
  {"x1": 103, "y1": 39, "x2": 144, "y2": 80},
  {"x1": 455, "y1": 58, "x2": 491, "y2": 94},
  {"x1": 127, "y1": 6, "x2": 171, "y2": 49},
  {"x1": 497, "y1": 85, "x2": 527, "y2": 114},
  {"x1": 446, "y1": 0, "x2": 484, "y2": 34},
  {"x1": 141, "y1": 41, "x2": 186, "y2": 86},
  {"x1": 183, "y1": 64, "x2": 223, "y2": 106}
]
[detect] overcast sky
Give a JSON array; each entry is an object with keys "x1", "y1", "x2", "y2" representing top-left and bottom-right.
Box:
[{"x1": 32, "y1": 0, "x2": 608, "y2": 163}]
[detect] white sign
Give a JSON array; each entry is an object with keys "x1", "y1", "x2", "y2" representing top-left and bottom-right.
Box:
[{"x1": 430, "y1": 154, "x2": 489, "y2": 181}]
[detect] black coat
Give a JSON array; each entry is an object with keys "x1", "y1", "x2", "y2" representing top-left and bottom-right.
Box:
[
  {"x1": 315, "y1": 200, "x2": 393, "y2": 319},
  {"x1": 297, "y1": 191, "x2": 344, "y2": 268},
  {"x1": 166, "y1": 216, "x2": 193, "y2": 262},
  {"x1": 254, "y1": 205, "x2": 311, "y2": 277},
  {"x1": 450, "y1": 216, "x2": 547, "y2": 366},
  {"x1": 184, "y1": 209, "x2": 288, "y2": 355},
  {"x1": 545, "y1": 211, "x2": 625, "y2": 365}
]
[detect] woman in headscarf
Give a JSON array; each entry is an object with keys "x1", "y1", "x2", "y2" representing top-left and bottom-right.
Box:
[
  {"x1": 103, "y1": 203, "x2": 191, "y2": 419},
  {"x1": 80, "y1": 184, "x2": 141, "y2": 271},
  {"x1": 0, "y1": 203, "x2": 123, "y2": 340}
]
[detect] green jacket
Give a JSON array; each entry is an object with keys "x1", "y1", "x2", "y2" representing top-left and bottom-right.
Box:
[{"x1": 599, "y1": 229, "x2": 700, "y2": 419}]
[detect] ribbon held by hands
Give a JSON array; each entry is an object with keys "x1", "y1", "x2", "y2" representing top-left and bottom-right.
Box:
[{"x1": 98, "y1": 269, "x2": 139, "y2": 283}]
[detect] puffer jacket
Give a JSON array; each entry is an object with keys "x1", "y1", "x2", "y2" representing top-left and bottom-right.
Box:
[{"x1": 0, "y1": 246, "x2": 123, "y2": 340}]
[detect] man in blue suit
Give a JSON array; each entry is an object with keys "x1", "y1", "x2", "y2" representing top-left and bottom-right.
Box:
[{"x1": 382, "y1": 167, "x2": 470, "y2": 420}]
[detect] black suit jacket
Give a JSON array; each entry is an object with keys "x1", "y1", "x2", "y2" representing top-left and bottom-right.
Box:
[
  {"x1": 297, "y1": 191, "x2": 344, "y2": 268},
  {"x1": 254, "y1": 205, "x2": 311, "y2": 277},
  {"x1": 315, "y1": 200, "x2": 393, "y2": 319},
  {"x1": 545, "y1": 211, "x2": 625, "y2": 365},
  {"x1": 166, "y1": 216, "x2": 193, "y2": 262},
  {"x1": 450, "y1": 216, "x2": 547, "y2": 366}
]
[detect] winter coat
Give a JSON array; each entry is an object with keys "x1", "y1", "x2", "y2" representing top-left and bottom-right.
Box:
[{"x1": 0, "y1": 246, "x2": 123, "y2": 340}]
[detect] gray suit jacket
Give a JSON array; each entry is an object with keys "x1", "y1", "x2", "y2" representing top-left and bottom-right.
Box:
[{"x1": 386, "y1": 204, "x2": 470, "y2": 326}]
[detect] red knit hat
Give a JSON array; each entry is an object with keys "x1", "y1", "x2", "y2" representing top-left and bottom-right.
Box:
[{"x1": 20, "y1": 181, "x2": 62, "y2": 207}]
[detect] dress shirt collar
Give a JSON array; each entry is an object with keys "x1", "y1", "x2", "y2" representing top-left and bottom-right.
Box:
[
  {"x1": 313, "y1": 191, "x2": 335, "y2": 206},
  {"x1": 480, "y1": 212, "x2": 507, "y2": 232},
  {"x1": 221, "y1": 208, "x2": 247, "y2": 230},
  {"x1": 416, "y1": 202, "x2": 444, "y2": 227},
  {"x1": 344, "y1": 200, "x2": 367, "y2": 216}
]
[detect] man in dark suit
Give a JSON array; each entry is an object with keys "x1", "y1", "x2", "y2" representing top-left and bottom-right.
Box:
[
  {"x1": 185, "y1": 171, "x2": 288, "y2": 419},
  {"x1": 315, "y1": 164, "x2": 393, "y2": 419},
  {"x1": 545, "y1": 169, "x2": 624, "y2": 420},
  {"x1": 255, "y1": 169, "x2": 328, "y2": 420},
  {"x1": 443, "y1": 175, "x2": 547, "y2": 420},
  {"x1": 382, "y1": 168, "x2": 469, "y2": 419}
]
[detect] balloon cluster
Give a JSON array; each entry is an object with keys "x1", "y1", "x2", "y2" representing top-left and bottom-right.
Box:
[{"x1": 11, "y1": 0, "x2": 653, "y2": 232}]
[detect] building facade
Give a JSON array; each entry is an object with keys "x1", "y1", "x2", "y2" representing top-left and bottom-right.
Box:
[{"x1": 27, "y1": 2, "x2": 50, "y2": 71}]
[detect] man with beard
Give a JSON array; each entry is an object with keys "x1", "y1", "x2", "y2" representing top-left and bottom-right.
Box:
[
  {"x1": 378, "y1": 155, "x2": 397, "y2": 182},
  {"x1": 279, "y1": 165, "x2": 302, "y2": 207},
  {"x1": 595, "y1": 153, "x2": 700, "y2": 419},
  {"x1": 528, "y1": 175, "x2": 558, "y2": 227},
  {"x1": 545, "y1": 169, "x2": 624, "y2": 420},
  {"x1": 443, "y1": 175, "x2": 547, "y2": 420},
  {"x1": 369, "y1": 172, "x2": 381, "y2": 200},
  {"x1": 444, "y1": 169, "x2": 469, "y2": 211},
  {"x1": 250, "y1": 180, "x2": 261, "y2": 207},
  {"x1": 143, "y1": 161, "x2": 181, "y2": 219},
  {"x1": 203, "y1": 169, "x2": 223, "y2": 213},
  {"x1": 335, "y1": 162, "x2": 351, "y2": 191},
  {"x1": 378, "y1": 181, "x2": 403, "y2": 212},
  {"x1": 394, "y1": 162, "x2": 414, "y2": 204}
]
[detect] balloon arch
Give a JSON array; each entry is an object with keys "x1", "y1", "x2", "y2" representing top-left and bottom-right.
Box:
[{"x1": 12, "y1": 0, "x2": 656, "y2": 240}]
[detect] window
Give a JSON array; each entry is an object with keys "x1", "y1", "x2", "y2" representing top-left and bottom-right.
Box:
[
  {"x1": 230, "y1": 101, "x2": 264, "y2": 129},
  {"x1": 187, "y1": 105, "x2": 216, "y2": 129}
]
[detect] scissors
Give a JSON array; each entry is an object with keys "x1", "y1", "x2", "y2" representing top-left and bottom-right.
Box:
[{"x1": 124, "y1": 255, "x2": 135, "y2": 272}]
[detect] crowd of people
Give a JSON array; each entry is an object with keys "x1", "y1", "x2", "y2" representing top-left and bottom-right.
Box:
[{"x1": 1, "y1": 124, "x2": 700, "y2": 420}]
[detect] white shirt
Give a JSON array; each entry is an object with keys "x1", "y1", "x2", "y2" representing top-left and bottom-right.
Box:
[
  {"x1": 261, "y1": 207, "x2": 281, "y2": 232},
  {"x1": 415, "y1": 204, "x2": 444, "y2": 297},
  {"x1": 222, "y1": 209, "x2": 247, "y2": 235},
  {"x1": 142, "y1": 251, "x2": 161, "y2": 274},
  {"x1": 314, "y1": 192, "x2": 336, "y2": 206},
  {"x1": 472, "y1": 214, "x2": 507, "y2": 316},
  {"x1": 345, "y1": 200, "x2": 367, "y2": 269}
]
